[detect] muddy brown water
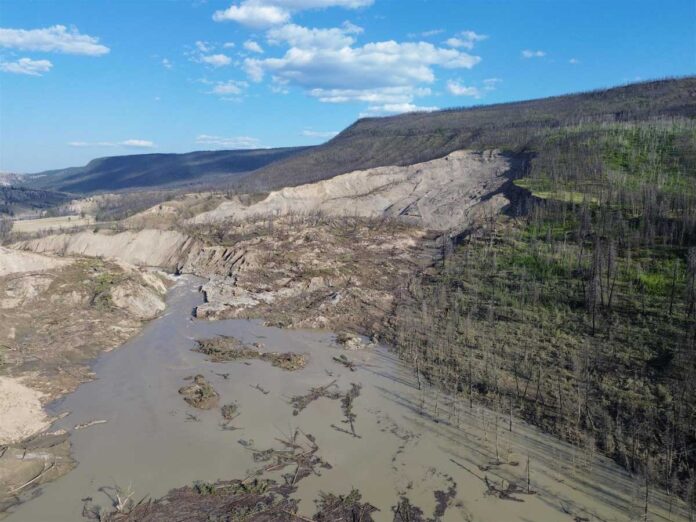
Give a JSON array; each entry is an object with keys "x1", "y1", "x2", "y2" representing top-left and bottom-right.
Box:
[{"x1": 5, "y1": 277, "x2": 689, "y2": 521}]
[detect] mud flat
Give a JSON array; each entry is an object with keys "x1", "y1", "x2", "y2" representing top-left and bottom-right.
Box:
[{"x1": 4, "y1": 277, "x2": 689, "y2": 521}]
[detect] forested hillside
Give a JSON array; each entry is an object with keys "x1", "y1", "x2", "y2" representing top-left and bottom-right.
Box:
[
  {"x1": 0, "y1": 186, "x2": 72, "y2": 216},
  {"x1": 391, "y1": 117, "x2": 696, "y2": 509},
  {"x1": 25, "y1": 147, "x2": 309, "y2": 194}
]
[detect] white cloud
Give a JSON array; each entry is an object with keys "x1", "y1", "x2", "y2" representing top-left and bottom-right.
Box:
[
  {"x1": 309, "y1": 86, "x2": 430, "y2": 104},
  {"x1": 445, "y1": 30, "x2": 487, "y2": 50},
  {"x1": 446, "y1": 80, "x2": 480, "y2": 97},
  {"x1": 213, "y1": 0, "x2": 373, "y2": 27},
  {"x1": 483, "y1": 77, "x2": 501, "y2": 90},
  {"x1": 162, "y1": 58, "x2": 173, "y2": 69},
  {"x1": 195, "y1": 40, "x2": 213, "y2": 52},
  {"x1": 213, "y1": 3, "x2": 290, "y2": 27},
  {"x1": 341, "y1": 21, "x2": 363, "y2": 34},
  {"x1": 195, "y1": 134, "x2": 260, "y2": 148},
  {"x1": 0, "y1": 57, "x2": 52, "y2": 76},
  {"x1": 200, "y1": 53, "x2": 232, "y2": 67},
  {"x1": 0, "y1": 25, "x2": 109, "y2": 55},
  {"x1": 569, "y1": 57, "x2": 579, "y2": 64},
  {"x1": 361, "y1": 103, "x2": 438, "y2": 116},
  {"x1": 240, "y1": 19, "x2": 481, "y2": 115},
  {"x1": 68, "y1": 139, "x2": 155, "y2": 148},
  {"x1": 302, "y1": 129, "x2": 338, "y2": 138},
  {"x1": 266, "y1": 23, "x2": 356, "y2": 48},
  {"x1": 244, "y1": 40, "x2": 264, "y2": 53},
  {"x1": 521, "y1": 49, "x2": 545, "y2": 58},
  {"x1": 245, "y1": 38, "x2": 480, "y2": 89},
  {"x1": 223, "y1": 42, "x2": 236, "y2": 49},
  {"x1": 210, "y1": 79, "x2": 248, "y2": 96},
  {"x1": 417, "y1": 29, "x2": 444, "y2": 38},
  {"x1": 122, "y1": 139, "x2": 155, "y2": 148}
]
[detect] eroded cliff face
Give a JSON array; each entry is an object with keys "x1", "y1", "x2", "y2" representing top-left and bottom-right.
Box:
[
  {"x1": 192, "y1": 150, "x2": 521, "y2": 232},
  {"x1": 0, "y1": 247, "x2": 73, "y2": 277},
  {"x1": 14, "y1": 229, "x2": 197, "y2": 271}
]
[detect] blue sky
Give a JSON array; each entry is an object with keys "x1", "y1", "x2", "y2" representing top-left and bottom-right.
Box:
[{"x1": 0, "y1": 0, "x2": 694, "y2": 173}]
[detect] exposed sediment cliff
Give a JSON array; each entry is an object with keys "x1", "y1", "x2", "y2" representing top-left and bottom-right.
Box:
[{"x1": 192, "y1": 150, "x2": 521, "y2": 232}]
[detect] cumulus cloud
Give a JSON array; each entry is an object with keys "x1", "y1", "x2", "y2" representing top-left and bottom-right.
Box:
[
  {"x1": 200, "y1": 53, "x2": 232, "y2": 67},
  {"x1": 213, "y1": 4, "x2": 482, "y2": 115},
  {"x1": 213, "y1": 4, "x2": 290, "y2": 27},
  {"x1": 244, "y1": 40, "x2": 264, "y2": 53},
  {"x1": 483, "y1": 77, "x2": 501, "y2": 90},
  {"x1": 413, "y1": 29, "x2": 444, "y2": 38},
  {"x1": 0, "y1": 25, "x2": 109, "y2": 55},
  {"x1": 0, "y1": 57, "x2": 52, "y2": 76},
  {"x1": 361, "y1": 103, "x2": 438, "y2": 116},
  {"x1": 446, "y1": 80, "x2": 480, "y2": 97},
  {"x1": 245, "y1": 38, "x2": 480, "y2": 89},
  {"x1": 68, "y1": 139, "x2": 155, "y2": 148},
  {"x1": 195, "y1": 40, "x2": 213, "y2": 52},
  {"x1": 309, "y1": 86, "x2": 431, "y2": 104},
  {"x1": 266, "y1": 23, "x2": 356, "y2": 48},
  {"x1": 445, "y1": 30, "x2": 487, "y2": 50},
  {"x1": 569, "y1": 57, "x2": 579, "y2": 64},
  {"x1": 213, "y1": 0, "x2": 373, "y2": 27},
  {"x1": 162, "y1": 58, "x2": 173, "y2": 69},
  {"x1": 210, "y1": 79, "x2": 248, "y2": 95},
  {"x1": 121, "y1": 139, "x2": 155, "y2": 148},
  {"x1": 521, "y1": 49, "x2": 545, "y2": 58},
  {"x1": 302, "y1": 129, "x2": 338, "y2": 138},
  {"x1": 195, "y1": 134, "x2": 260, "y2": 148}
]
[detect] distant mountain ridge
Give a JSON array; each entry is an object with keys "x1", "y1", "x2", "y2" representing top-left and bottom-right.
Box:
[{"x1": 24, "y1": 147, "x2": 310, "y2": 194}]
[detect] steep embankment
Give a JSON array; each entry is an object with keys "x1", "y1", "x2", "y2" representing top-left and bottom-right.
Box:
[
  {"x1": 195, "y1": 150, "x2": 522, "y2": 232},
  {"x1": 16, "y1": 229, "x2": 198, "y2": 271},
  {"x1": 0, "y1": 247, "x2": 73, "y2": 276}
]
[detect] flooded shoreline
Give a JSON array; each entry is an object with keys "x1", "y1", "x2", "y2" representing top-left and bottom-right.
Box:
[{"x1": 5, "y1": 276, "x2": 689, "y2": 521}]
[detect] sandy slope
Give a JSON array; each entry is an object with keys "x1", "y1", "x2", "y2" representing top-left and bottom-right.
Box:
[
  {"x1": 0, "y1": 247, "x2": 72, "y2": 277},
  {"x1": 192, "y1": 150, "x2": 520, "y2": 232},
  {"x1": 0, "y1": 378, "x2": 50, "y2": 446},
  {"x1": 14, "y1": 229, "x2": 195, "y2": 270}
]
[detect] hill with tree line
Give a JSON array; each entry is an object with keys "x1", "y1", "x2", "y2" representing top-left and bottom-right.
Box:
[
  {"x1": 24, "y1": 147, "x2": 310, "y2": 194},
  {"x1": 243, "y1": 77, "x2": 696, "y2": 190},
  {"x1": 382, "y1": 79, "x2": 696, "y2": 510}
]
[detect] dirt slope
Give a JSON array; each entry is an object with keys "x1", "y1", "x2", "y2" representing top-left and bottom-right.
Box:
[
  {"x1": 0, "y1": 247, "x2": 73, "y2": 277},
  {"x1": 14, "y1": 229, "x2": 197, "y2": 271},
  {"x1": 194, "y1": 150, "x2": 521, "y2": 232}
]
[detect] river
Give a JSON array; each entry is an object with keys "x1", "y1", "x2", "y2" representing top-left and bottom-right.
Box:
[{"x1": 6, "y1": 276, "x2": 688, "y2": 521}]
